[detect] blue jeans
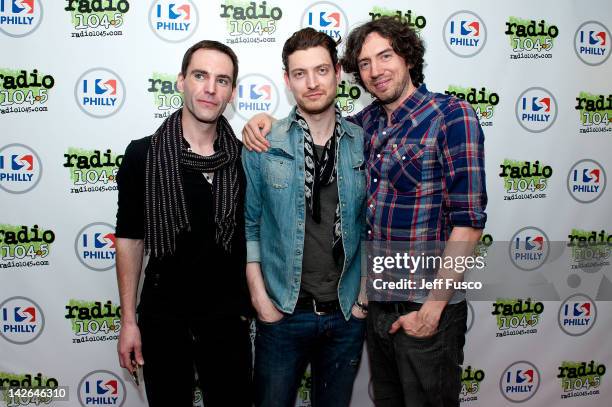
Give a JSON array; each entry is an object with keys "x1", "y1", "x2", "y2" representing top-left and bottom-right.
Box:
[
  {"x1": 254, "y1": 308, "x2": 366, "y2": 407},
  {"x1": 367, "y1": 301, "x2": 467, "y2": 407}
]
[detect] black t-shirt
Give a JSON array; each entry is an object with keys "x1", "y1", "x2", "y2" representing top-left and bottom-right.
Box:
[{"x1": 115, "y1": 136, "x2": 252, "y2": 317}]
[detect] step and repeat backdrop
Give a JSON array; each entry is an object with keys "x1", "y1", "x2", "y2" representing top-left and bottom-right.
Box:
[{"x1": 1, "y1": 0, "x2": 611, "y2": 406}]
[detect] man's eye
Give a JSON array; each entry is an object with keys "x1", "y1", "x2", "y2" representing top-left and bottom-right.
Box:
[
  {"x1": 294, "y1": 72, "x2": 304, "y2": 78},
  {"x1": 218, "y1": 78, "x2": 229, "y2": 85},
  {"x1": 358, "y1": 62, "x2": 369, "y2": 70}
]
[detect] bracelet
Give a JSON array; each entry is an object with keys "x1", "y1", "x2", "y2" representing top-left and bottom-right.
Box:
[{"x1": 354, "y1": 300, "x2": 368, "y2": 313}]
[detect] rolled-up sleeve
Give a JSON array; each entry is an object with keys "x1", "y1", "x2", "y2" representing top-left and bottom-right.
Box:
[
  {"x1": 242, "y1": 146, "x2": 263, "y2": 263},
  {"x1": 440, "y1": 100, "x2": 487, "y2": 229}
]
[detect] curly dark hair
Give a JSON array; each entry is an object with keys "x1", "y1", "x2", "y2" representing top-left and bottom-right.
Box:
[{"x1": 341, "y1": 17, "x2": 425, "y2": 90}]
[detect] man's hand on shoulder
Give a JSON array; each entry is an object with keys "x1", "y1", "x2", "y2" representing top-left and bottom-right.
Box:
[{"x1": 242, "y1": 113, "x2": 275, "y2": 152}]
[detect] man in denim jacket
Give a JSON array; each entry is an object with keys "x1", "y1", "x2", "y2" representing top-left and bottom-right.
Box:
[{"x1": 242, "y1": 28, "x2": 367, "y2": 407}]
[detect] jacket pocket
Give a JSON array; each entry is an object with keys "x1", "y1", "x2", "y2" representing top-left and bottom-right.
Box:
[{"x1": 263, "y1": 150, "x2": 293, "y2": 189}]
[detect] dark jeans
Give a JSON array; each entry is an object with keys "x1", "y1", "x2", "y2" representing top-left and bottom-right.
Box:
[
  {"x1": 254, "y1": 309, "x2": 366, "y2": 407},
  {"x1": 367, "y1": 301, "x2": 467, "y2": 407},
  {"x1": 138, "y1": 312, "x2": 252, "y2": 407}
]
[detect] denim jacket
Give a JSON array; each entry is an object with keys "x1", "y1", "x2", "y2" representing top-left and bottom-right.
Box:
[{"x1": 242, "y1": 107, "x2": 366, "y2": 320}]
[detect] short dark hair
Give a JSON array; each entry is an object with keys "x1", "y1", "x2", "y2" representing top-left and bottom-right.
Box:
[
  {"x1": 282, "y1": 28, "x2": 339, "y2": 72},
  {"x1": 341, "y1": 17, "x2": 425, "y2": 89},
  {"x1": 181, "y1": 40, "x2": 239, "y2": 87}
]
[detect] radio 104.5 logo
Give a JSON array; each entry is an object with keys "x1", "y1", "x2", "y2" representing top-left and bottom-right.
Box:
[
  {"x1": 492, "y1": 298, "x2": 543, "y2": 338},
  {"x1": 499, "y1": 159, "x2": 552, "y2": 201},
  {"x1": 336, "y1": 79, "x2": 364, "y2": 115},
  {"x1": 567, "y1": 229, "x2": 611, "y2": 271},
  {"x1": 460, "y1": 365, "x2": 485, "y2": 403},
  {"x1": 0, "y1": 69, "x2": 54, "y2": 115},
  {"x1": 368, "y1": 7, "x2": 426, "y2": 32},
  {"x1": 148, "y1": 73, "x2": 183, "y2": 119},
  {"x1": 0, "y1": 224, "x2": 54, "y2": 270},
  {"x1": 575, "y1": 92, "x2": 612, "y2": 135},
  {"x1": 558, "y1": 360, "x2": 605, "y2": 400},
  {"x1": 64, "y1": 148, "x2": 122, "y2": 194},
  {"x1": 505, "y1": 17, "x2": 557, "y2": 59},
  {"x1": 219, "y1": 0, "x2": 283, "y2": 45},
  {"x1": 65, "y1": 299, "x2": 121, "y2": 345},
  {"x1": 65, "y1": 0, "x2": 130, "y2": 38}
]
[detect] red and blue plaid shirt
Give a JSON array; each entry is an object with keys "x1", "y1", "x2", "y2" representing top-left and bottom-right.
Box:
[{"x1": 351, "y1": 84, "x2": 487, "y2": 242}]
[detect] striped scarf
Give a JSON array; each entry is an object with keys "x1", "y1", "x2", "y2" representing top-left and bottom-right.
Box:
[{"x1": 144, "y1": 109, "x2": 240, "y2": 258}]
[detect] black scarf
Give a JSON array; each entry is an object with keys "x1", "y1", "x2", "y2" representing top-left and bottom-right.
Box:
[
  {"x1": 144, "y1": 109, "x2": 241, "y2": 258},
  {"x1": 295, "y1": 107, "x2": 344, "y2": 264}
]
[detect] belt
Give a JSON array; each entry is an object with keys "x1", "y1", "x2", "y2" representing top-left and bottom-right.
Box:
[
  {"x1": 295, "y1": 297, "x2": 340, "y2": 316},
  {"x1": 375, "y1": 301, "x2": 422, "y2": 314}
]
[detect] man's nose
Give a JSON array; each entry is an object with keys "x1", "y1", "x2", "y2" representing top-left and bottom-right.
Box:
[
  {"x1": 370, "y1": 60, "x2": 382, "y2": 78},
  {"x1": 204, "y1": 77, "x2": 216, "y2": 94},
  {"x1": 306, "y1": 72, "x2": 318, "y2": 89}
]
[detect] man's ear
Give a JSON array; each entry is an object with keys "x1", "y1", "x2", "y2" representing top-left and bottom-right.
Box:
[
  {"x1": 335, "y1": 63, "x2": 341, "y2": 82},
  {"x1": 177, "y1": 72, "x2": 185, "y2": 92},
  {"x1": 283, "y1": 70, "x2": 290, "y2": 88},
  {"x1": 229, "y1": 86, "x2": 237, "y2": 103}
]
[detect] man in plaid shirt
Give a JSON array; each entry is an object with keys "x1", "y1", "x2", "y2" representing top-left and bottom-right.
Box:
[
  {"x1": 341, "y1": 17, "x2": 487, "y2": 406},
  {"x1": 243, "y1": 16, "x2": 487, "y2": 407}
]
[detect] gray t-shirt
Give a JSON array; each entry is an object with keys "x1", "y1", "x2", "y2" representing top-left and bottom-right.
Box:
[{"x1": 300, "y1": 144, "x2": 342, "y2": 302}]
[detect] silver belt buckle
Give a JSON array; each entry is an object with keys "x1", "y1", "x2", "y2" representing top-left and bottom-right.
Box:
[{"x1": 313, "y1": 299, "x2": 327, "y2": 316}]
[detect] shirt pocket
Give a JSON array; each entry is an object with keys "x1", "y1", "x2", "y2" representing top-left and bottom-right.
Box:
[
  {"x1": 263, "y1": 148, "x2": 293, "y2": 189},
  {"x1": 386, "y1": 143, "x2": 430, "y2": 194}
]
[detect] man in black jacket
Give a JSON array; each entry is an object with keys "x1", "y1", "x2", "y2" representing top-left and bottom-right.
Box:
[{"x1": 115, "y1": 40, "x2": 252, "y2": 407}]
